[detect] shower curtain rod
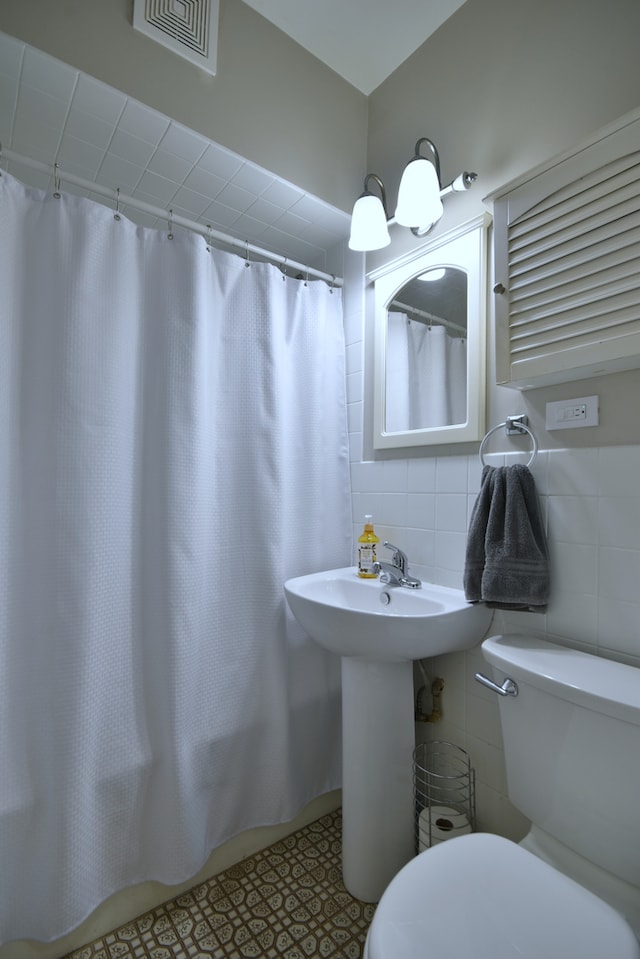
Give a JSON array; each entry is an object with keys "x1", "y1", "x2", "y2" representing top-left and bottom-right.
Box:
[
  {"x1": 389, "y1": 298, "x2": 466, "y2": 336},
  {"x1": 1, "y1": 147, "x2": 344, "y2": 287}
]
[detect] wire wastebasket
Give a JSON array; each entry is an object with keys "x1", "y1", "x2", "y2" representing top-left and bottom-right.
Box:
[{"x1": 413, "y1": 741, "x2": 475, "y2": 853}]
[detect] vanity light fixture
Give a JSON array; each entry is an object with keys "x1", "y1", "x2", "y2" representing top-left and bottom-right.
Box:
[
  {"x1": 348, "y1": 174, "x2": 391, "y2": 251},
  {"x1": 395, "y1": 137, "x2": 444, "y2": 229},
  {"x1": 348, "y1": 137, "x2": 477, "y2": 252}
]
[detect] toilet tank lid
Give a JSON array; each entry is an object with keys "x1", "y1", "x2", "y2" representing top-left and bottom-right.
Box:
[{"x1": 482, "y1": 634, "x2": 640, "y2": 726}]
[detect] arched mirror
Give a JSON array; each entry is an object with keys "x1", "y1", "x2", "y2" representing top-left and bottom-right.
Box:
[{"x1": 370, "y1": 213, "x2": 490, "y2": 449}]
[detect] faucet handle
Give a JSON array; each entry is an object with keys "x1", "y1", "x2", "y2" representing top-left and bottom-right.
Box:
[{"x1": 383, "y1": 541, "x2": 407, "y2": 573}]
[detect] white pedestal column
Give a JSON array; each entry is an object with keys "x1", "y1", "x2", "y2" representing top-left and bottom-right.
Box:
[{"x1": 340, "y1": 656, "x2": 415, "y2": 902}]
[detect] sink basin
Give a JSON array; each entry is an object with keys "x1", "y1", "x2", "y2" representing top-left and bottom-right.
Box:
[
  {"x1": 284, "y1": 566, "x2": 492, "y2": 903},
  {"x1": 284, "y1": 566, "x2": 491, "y2": 661}
]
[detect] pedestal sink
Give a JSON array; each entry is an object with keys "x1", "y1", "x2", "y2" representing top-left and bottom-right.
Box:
[{"x1": 283, "y1": 567, "x2": 492, "y2": 902}]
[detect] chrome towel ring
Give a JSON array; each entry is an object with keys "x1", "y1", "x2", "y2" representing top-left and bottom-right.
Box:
[{"x1": 479, "y1": 415, "x2": 538, "y2": 468}]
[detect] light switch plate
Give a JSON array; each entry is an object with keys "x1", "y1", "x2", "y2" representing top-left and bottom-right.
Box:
[{"x1": 545, "y1": 395, "x2": 599, "y2": 430}]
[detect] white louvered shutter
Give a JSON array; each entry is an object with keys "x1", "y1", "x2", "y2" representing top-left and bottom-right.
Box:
[{"x1": 492, "y1": 110, "x2": 640, "y2": 389}]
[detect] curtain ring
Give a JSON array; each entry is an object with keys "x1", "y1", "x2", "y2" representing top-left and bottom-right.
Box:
[
  {"x1": 330, "y1": 273, "x2": 335, "y2": 294},
  {"x1": 114, "y1": 188, "x2": 121, "y2": 221},
  {"x1": 167, "y1": 209, "x2": 174, "y2": 240},
  {"x1": 205, "y1": 224, "x2": 212, "y2": 252},
  {"x1": 281, "y1": 257, "x2": 287, "y2": 280},
  {"x1": 53, "y1": 163, "x2": 61, "y2": 199},
  {"x1": 244, "y1": 240, "x2": 251, "y2": 267},
  {"x1": 304, "y1": 268, "x2": 309, "y2": 287}
]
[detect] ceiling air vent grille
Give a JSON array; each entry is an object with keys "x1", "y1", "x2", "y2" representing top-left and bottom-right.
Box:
[{"x1": 133, "y1": 0, "x2": 219, "y2": 75}]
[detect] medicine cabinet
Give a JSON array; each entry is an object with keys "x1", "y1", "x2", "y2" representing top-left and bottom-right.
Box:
[
  {"x1": 490, "y1": 107, "x2": 640, "y2": 390},
  {"x1": 369, "y1": 213, "x2": 490, "y2": 450}
]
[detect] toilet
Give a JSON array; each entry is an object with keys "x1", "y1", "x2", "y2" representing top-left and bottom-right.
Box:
[{"x1": 364, "y1": 633, "x2": 640, "y2": 958}]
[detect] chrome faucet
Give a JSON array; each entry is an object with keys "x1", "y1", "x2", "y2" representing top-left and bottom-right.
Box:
[{"x1": 375, "y1": 542, "x2": 422, "y2": 589}]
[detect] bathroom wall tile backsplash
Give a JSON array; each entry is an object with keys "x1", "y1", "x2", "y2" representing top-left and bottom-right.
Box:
[
  {"x1": 341, "y1": 275, "x2": 640, "y2": 656},
  {"x1": 349, "y1": 440, "x2": 640, "y2": 662}
]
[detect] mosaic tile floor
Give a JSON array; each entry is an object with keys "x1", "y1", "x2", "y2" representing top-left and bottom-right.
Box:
[{"x1": 66, "y1": 810, "x2": 375, "y2": 959}]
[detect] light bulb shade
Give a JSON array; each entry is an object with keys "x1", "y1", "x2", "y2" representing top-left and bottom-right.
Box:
[
  {"x1": 348, "y1": 193, "x2": 390, "y2": 251},
  {"x1": 394, "y1": 158, "x2": 444, "y2": 228}
]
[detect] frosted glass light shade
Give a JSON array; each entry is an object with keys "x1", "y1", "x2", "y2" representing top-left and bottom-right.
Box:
[
  {"x1": 395, "y1": 158, "x2": 444, "y2": 228},
  {"x1": 348, "y1": 194, "x2": 390, "y2": 251}
]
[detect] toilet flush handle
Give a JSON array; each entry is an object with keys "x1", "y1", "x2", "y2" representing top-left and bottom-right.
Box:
[{"x1": 474, "y1": 672, "x2": 518, "y2": 697}]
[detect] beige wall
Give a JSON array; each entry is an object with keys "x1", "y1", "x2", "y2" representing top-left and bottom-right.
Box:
[
  {"x1": 368, "y1": 0, "x2": 640, "y2": 215},
  {"x1": 364, "y1": 0, "x2": 640, "y2": 446},
  {"x1": 0, "y1": 0, "x2": 367, "y2": 213}
]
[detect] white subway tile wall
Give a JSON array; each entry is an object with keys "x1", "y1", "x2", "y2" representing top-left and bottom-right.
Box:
[{"x1": 342, "y1": 268, "x2": 640, "y2": 840}]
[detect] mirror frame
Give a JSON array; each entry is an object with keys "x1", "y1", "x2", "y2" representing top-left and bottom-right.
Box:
[{"x1": 369, "y1": 213, "x2": 490, "y2": 449}]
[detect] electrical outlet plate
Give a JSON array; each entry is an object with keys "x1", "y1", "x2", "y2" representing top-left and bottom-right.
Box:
[{"x1": 545, "y1": 395, "x2": 599, "y2": 430}]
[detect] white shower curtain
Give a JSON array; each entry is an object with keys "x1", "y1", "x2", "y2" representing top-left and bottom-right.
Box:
[
  {"x1": 386, "y1": 312, "x2": 467, "y2": 431},
  {"x1": 0, "y1": 172, "x2": 351, "y2": 944}
]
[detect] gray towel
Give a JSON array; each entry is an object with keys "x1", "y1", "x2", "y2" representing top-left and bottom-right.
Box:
[{"x1": 464, "y1": 464, "x2": 550, "y2": 611}]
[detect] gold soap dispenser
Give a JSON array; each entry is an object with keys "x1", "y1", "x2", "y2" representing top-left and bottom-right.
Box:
[{"x1": 357, "y1": 515, "x2": 380, "y2": 578}]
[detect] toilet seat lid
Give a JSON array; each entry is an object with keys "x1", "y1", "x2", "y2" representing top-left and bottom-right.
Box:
[{"x1": 367, "y1": 834, "x2": 640, "y2": 959}]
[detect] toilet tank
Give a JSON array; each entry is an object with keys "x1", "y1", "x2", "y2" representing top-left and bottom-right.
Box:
[{"x1": 481, "y1": 634, "x2": 640, "y2": 888}]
